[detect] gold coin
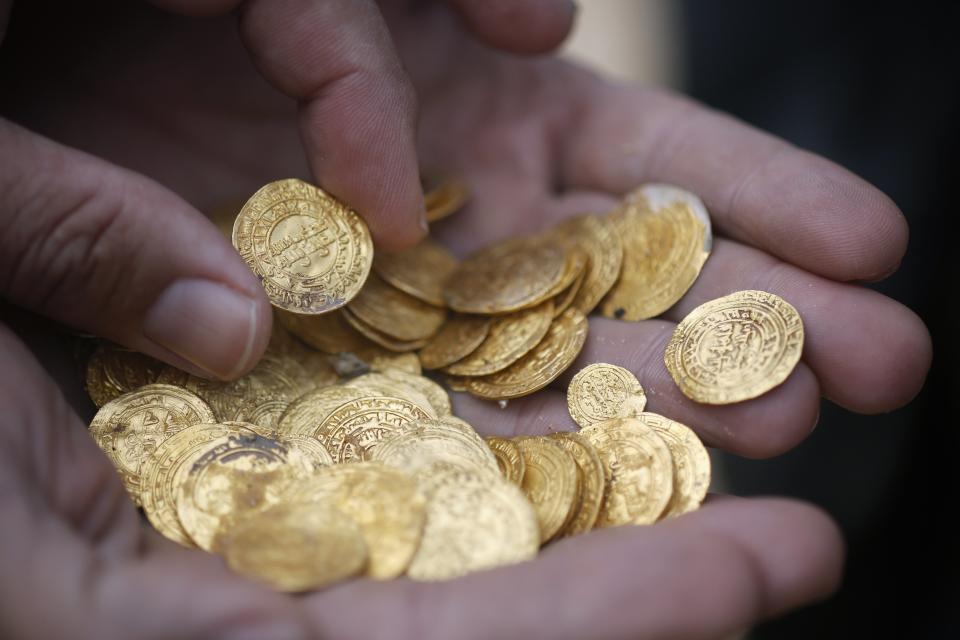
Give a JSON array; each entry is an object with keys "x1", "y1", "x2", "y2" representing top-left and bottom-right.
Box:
[
  {"x1": 552, "y1": 257, "x2": 588, "y2": 317},
  {"x1": 542, "y1": 245, "x2": 587, "y2": 303},
  {"x1": 175, "y1": 432, "x2": 314, "y2": 552},
  {"x1": 443, "y1": 301, "x2": 554, "y2": 377},
  {"x1": 276, "y1": 308, "x2": 372, "y2": 354},
  {"x1": 580, "y1": 417, "x2": 674, "y2": 527},
  {"x1": 371, "y1": 417, "x2": 499, "y2": 475},
  {"x1": 466, "y1": 308, "x2": 589, "y2": 400},
  {"x1": 342, "y1": 372, "x2": 439, "y2": 416},
  {"x1": 635, "y1": 412, "x2": 710, "y2": 518},
  {"x1": 89, "y1": 384, "x2": 215, "y2": 502},
  {"x1": 232, "y1": 178, "x2": 373, "y2": 314},
  {"x1": 351, "y1": 346, "x2": 423, "y2": 375},
  {"x1": 443, "y1": 236, "x2": 569, "y2": 314},
  {"x1": 276, "y1": 385, "x2": 366, "y2": 437},
  {"x1": 341, "y1": 306, "x2": 432, "y2": 352},
  {"x1": 664, "y1": 290, "x2": 804, "y2": 404},
  {"x1": 346, "y1": 273, "x2": 446, "y2": 342},
  {"x1": 601, "y1": 184, "x2": 712, "y2": 321},
  {"x1": 514, "y1": 437, "x2": 580, "y2": 543},
  {"x1": 407, "y1": 466, "x2": 538, "y2": 581},
  {"x1": 423, "y1": 174, "x2": 469, "y2": 223},
  {"x1": 316, "y1": 395, "x2": 435, "y2": 463},
  {"x1": 84, "y1": 344, "x2": 165, "y2": 407},
  {"x1": 283, "y1": 462, "x2": 425, "y2": 580},
  {"x1": 282, "y1": 434, "x2": 335, "y2": 469},
  {"x1": 377, "y1": 369, "x2": 453, "y2": 416},
  {"x1": 485, "y1": 437, "x2": 526, "y2": 485},
  {"x1": 566, "y1": 363, "x2": 647, "y2": 428},
  {"x1": 552, "y1": 215, "x2": 623, "y2": 316},
  {"x1": 548, "y1": 432, "x2": 605, "y2": 536},
  {"x1": 373, "y1": 238, "x2": 458, "y2": 307},
  {"x1": 222, "y1": 502, "x2": 367, "y2": 592},
  {"x1": 418, "y1": 314, "x2": 491, "y2": 370}
]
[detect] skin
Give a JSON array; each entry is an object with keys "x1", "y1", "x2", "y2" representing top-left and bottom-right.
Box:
[{"x1": 0, "y1": 1, "x2": 931, "y2": 638}]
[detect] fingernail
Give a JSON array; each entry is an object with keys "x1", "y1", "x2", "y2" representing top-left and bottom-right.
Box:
[{"x1": 143, "y1": 279, "x2": 258, "y2": 380}]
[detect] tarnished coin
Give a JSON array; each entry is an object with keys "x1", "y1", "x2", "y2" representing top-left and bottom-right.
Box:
[
  {"x1": 316, "y1": 395, "x2": 434, "y2": 463},
  {"x1": 601, "y1": 184, "x2": 712, "y2": 321},
  {"x1": 222, "y1": 502, "x2": 368, "y2": 592},
  {"x1": 232, "y1": 178, "x2": 373, "y2": 314},
  {"x1": 89, "y1": 384, "x2": 215, "y2": 502},
  {"x1": 466, "y1": 309, "x2": 589, "y2": 400},
  {"x1": 566, "y1": 363, "x2": 647, "y2": 428},
  {"x1": 444, "y1": 301, "x2": 554, "y2": 377},
  {"x1": 485, "y1": 437, "x2": 526, "y2": 485},
  {"x1": 635, "y1": 412, "x2": 711, "y2": 518},
  {"x1": 549, "y1": 432, "x2": 606, "y2": 536},
  {"x1": 418, "y1": 315, "x2": 491, "y2": 370},
  {"x1": 580, "y1": 417, "x2": 674, "y2": 527},
  {"x1": 407, "y1": 466, "x2": 539, "y2": 581},
  {"x1": 84, "y1": 344, "x2": 165, "y2": 407},
  {"x1": 373, "y1": 238, "x2": 458, "y2": 307},
  {"x1": 342, "y1": 306, "x2": 432, "y2": 352},
  {"x1": 514, "y1": 437, "x2": 580, "y2": 543},
  {"x1": 444, "y1": 237, "x2": 569, "y2": 314},
  {"x1": 371, "y1": 418, "x2": 499, "y2": 475},
  {"x1": 664, "y1": 290, "x2": 804, "y2": 404},
  {"x1": 276, "y1": 308, "x2": 372, "y2": 354},
  {"x1": 551, "y1": 215, "x2": 623, "y2": 316},
  {"x1": 347, "y1": 273, "x2": 446, "y2": 343},
  {"x1": 284, "y1": 462, "x2": 426, "y2": 579},
  {"x1": 423, "y1": 174, "x2": 469, "y2": 223}
]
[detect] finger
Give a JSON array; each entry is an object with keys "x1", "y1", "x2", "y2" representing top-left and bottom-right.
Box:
[
  {"x1": 239, "y1": 0, "x2": 425, "y2": 250},
  {"x1": 561, "y1": 86, "x2": 909, "y2": 282},
  {"x1": 0, "y1": 119, "x2": 272, "y2": 380},
  {"x1": 304, "y1": 497, "x2": 843, "y2": 640},
  {"x1": 445, "y1": 0, "x2": 577, "y2": 54}
]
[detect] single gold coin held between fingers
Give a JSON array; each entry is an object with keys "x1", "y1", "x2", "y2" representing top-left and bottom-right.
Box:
[
  {"x1": 664, "y1": 289, "x2": 804, "y2": 404},
  {"x1": 548, "y1": 432, "x2": 606, "y2": 536},
  {"x1": 418, "y1": 314, "x2": 491, "y2": 370},
  {"x1": 232, "y1": 178, "x2": 373, "y2": 314},
  {"x1": 485, "y1": 437, "x2": 526, "y2": 485},
  {"x1": 635, "y1": 412, "x2": 711, "y2": 518},
  {"x1": 514, "y1": 437, "x2": 580, "y2": 543},
  {"x1": 566, "y1": 363, "x2": 647, "y2": 428}
]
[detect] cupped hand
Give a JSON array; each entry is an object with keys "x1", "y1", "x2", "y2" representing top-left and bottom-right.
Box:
[{"x1": 0, "y1": 1, "x2": 930, "y2": 639}]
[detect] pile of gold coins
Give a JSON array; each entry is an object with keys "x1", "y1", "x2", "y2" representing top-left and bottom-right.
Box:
[{"x1": 82, "y1": 176, "x2": 805, "y2": 591}]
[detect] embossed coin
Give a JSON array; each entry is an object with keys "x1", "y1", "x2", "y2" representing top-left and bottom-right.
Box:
[
  {"x1": 316, "y1": 395, "x2": 434, "y2": 462},
  {"x1": 376, "y1": 369, "x2": 453, "y2": 416},
  {"x1": 222, "y1": 502, "x2": 367, "y2": 592},
  {"x1": 485, "y1": 437, "x2": 526, "y2": 485},
  {"x1": 664, "y1": 290, "x2": 804, "y2": 404},
  {"x1": 89, "y1": 384, "x2": 215, "y2": 502},
  {"x1": 342, "y1": 372, "x2": 439, "y2": 416},
  {"x1": 514, "y1": 437, "x2": 580, "y2": 543},
  {"x1": 601, "y1": 184, "x2": 712, "y2": 321},
  {"x1": 567, "y1": 363, "x2": 647, "y2": 428},
  {"x1": 551, "y1": 215, "x2": 623, "y2": 316},
  {"x1": 85, "y1": 344, "x2": 165, "y2": 407},
  {"x1": 232, "y1": 178, "x2": 373, "y2": 314},
  {"x1": 371, "y1": 418, "x2": 499, "y2": 475},
  {"x1": 635, "y1": 412, "x2": 711, "y2": 518},
  {"x1": 283, "y1": 463, "x2": 425, "y2": 579},
  {"x1": 466, "y1": 309, "x2": 589, "y2": 400},
  {"x1": 549, "y1": 432, "x2": 606, "y2": 536},
  {"x1": 407, "y1": 467, "x2": 539, "y2": 581},
  {"x1": 276, "y1": 385, "x2": 365, "y2": 437},
  {"x1": 373, "y1": 238, "x2": 458, "y2": 307},
  {"x1": 418, "y1": 314, "x2": 491, "y2": 370},
  {"x1": 580, "y1": 418, "x2": 674, "y2": 527},
  {"x1": 346, "y1": 272, "x2": 446, "y2": 342},
  {"x1": 444, "y1": 301, "x2": 554, "y2": 377}
]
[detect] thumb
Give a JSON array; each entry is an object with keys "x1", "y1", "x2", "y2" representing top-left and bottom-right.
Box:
[{"x1": 0, "y1": 118, "x2": 273, "y2": 380}]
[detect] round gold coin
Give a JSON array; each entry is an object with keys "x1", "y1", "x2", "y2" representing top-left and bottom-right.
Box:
[
  {"x1": 341, "y1": 306, "x2": 432, "y2": 352},
  {"x1": 552, "y1": 257, "x2": 588, "y2": 317},
  {"x1": 485, "y1": 437, "x2": 526, "y2": 485},
  {"x1": 551, "y1": 215, "x2": 623, "y2": 316},
  {"x1": 635, "y1": 412, "x2": 711, "y2": 518},
  {"x1": 222, "y1": 502, "x2": 368, "y2": 592},
  {"x1": 275, "y1": 308, "x2": 372, "y2": 354},
  {"x1": 566, "y1": 363, "x2": 647, "y2": 428},
  {"x1": 418, "y1": 314, "x2": 491, "y2": 370},
  {"x1": 376, "y1": 369, "x2": 453, "y2": 416},
  {"x1": 89, "y1": 384, "x2": 215, "y2": 502},
  {"x1": 549, "y1": 432, "x2": 606, "y2": 536},
  {"x1": 423, "y1": 174, "x2": 469, "y2": 223},
  {"x1": 466, "y1": 309, "x2": 589, "y2": 400},
  {"x1": 283, "y1": 462, "x2": 426, "y2": 580},
  {"x1": 373, "y1": 238, "x2": 458, "y2": 307},
  {"x1": 601, "y1": 184, "x2": 712, "y2": 321},
  {"x1": 346, "y1": 272, "x2": 446, "y2": 342},
  {"x1": 580, "y1": 417, "x2": 674, "y2": 526},
  {"x1": 514, "y1": 437, "x2": 580, "y2": 543},
  {"x1": 276, "y1": 385, "x2": 366, "y2": 437},
  {"x1": 443, "y1": 301, "x2": 554, "y2": 377},
  {"x1": 407, "y1": 466, "x2": 539, "y2": 581},
  {"x1": 343, "y1": 372, "x2": 440, "y2": 416},
  {"x1": 316, "y1": 395, "x2": 434, "y2": 463},
  {"x1": 371, "y1": 417, "x2": 499, "y2": 475},
  {"x1": 232, "y1": 178, "x2": 373, "y2": 314},
  {"x1": 84, "y1": 344, "x2": 165, "y2": 407},
  {"x1": 664, "y1": 290, "x2": 804, "y2": 404}
]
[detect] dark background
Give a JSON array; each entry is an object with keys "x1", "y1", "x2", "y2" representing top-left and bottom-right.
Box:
[{"x1": 680, "y1": 1, "x2": 958, "y2": 636}]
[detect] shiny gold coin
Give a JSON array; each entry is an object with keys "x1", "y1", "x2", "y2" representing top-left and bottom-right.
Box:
[
  {"x1": 635, "y1": 412, "x2": 711, "y2": 518},
  {"x1": 514, "y1": 437, "x2": 580, "y2": 543},
  {"x1": 423, "y1": 174, "x2": 469, "y2": 223},
  {"x1": 542, "y1": 245, "x2": 587, "y2": 303},
  {"x1": 89, "y1": 384, "x2": 215, "y2": 503},
  {"x1": 407, "y1": 466, "x2": 539, "y2": 581},
  {"x1": 276, "y1": 308, "x2": 372, "y2": 354},
  {"x1": 232, "y1": 178, "x2": 373, "y2": 314},
  {"x1": 341, "y1": 306, "x2": 432, "y2": 352},
  {"x1": 552, "y1": 258, "x2": 588, "y2": 317},
  {"x1": 551, "y1": 215, "x2": 624, "y2": 315},
  {"x1": 283, "y1": 462, "x2": 425, "y2": 580},
  {"x1": 548, "y1": 432, "x2": 605, "y2": 536},
  {"x1": 664, "y1": 290, "x2": 804, "y2": 404},
  {"x1": 316, "y1": 395, "x2": 435, "y2": 463},
  {"x1": 580, "y1": 417, "x2": 674, "y2": 526},
  {"x1": 443, "y1": 236, "x2": 569, "y2": 314},
  {"x1": 351, "y1": 346, "x2": 422, "y2": 375},
  {"x1": 222, "y1": 502, "x2": 367, "y2": 592},
  {"x1": 376, "y1": 369, "x2": 453, "y2": 416},
  {"x1": 84, "y1": 344, "x2": 165, "y2": 407},
  {"x1": 466, "y1": 308, "x2": 589, "y2": 400},
  {"x1": 276, "y1": 385, "x2": 366, "y2": 437},
  {"x1": 342, "y1": 372, "x2": 439, "y2": 416},
  {"x1": 373, "y1": 238, "x2": 458, "y2": 307},
  {"x1": 175, "y1": 432, "x2": 314, "y2": 552},
  {"x1": 444, "y1": 301, "x2": 554, "y2": 377},
  {"x1": 566, "y1": 363, "x2": 647, "y2": 428},
  {"x1": 418, "y1": 314, "x2": 491, "y2": 370},
  {"x1": 347, "y1": 273, "x2": 446, "y2": 342},
  {"x1": 371, "y1": 418, "x2": 499, "y2": 475},
  {"x1": 485, "y1": 437, "x2": 526, "y2": 485},
  {"x1": 601, "y1": 184, "x2": 712, "y2": 321}
]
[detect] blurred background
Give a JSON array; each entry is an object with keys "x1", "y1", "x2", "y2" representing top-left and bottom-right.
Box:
[{"x1": 565, "y1": 1, "x2": 957, "y2": 637}]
